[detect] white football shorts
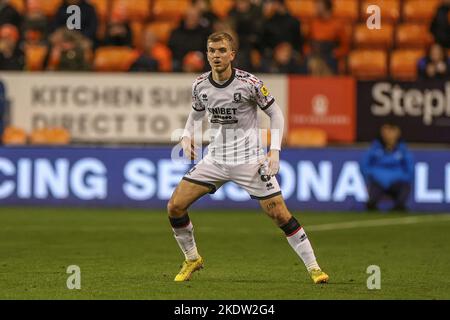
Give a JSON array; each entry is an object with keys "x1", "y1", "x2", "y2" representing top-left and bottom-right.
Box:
[{"x1": 182, "y1": 156, "x2": 282, "y2": 200}]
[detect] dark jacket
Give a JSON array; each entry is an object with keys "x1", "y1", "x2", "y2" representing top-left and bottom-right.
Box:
[
  {"x1": 417, "y1": 57, "x2": 450, "y2": 79},
  {"x1": 0, "y1": 3, "x2": 22, "y2": 28},
  {"x1": 168, "y1": 22, "x2": 208, "y2": 71},
  {"x1": 0, "y1": 45, "x2": 24, "y2": 70},
  {"x1": 360, "y1": 139, "x2": 414, "y2": 189},
  {"x1": 51, "y1": 0, "x2": 98, "y2": 43},
  {"x1": 129, "y1": 54, "x2": 159, "y2": 72},
  {"x1": 260, "y1": 12, "x2": 302, "y2": 55},
  {"x1": 430, "y1": 4, "x2": 450, "y2": 48}
]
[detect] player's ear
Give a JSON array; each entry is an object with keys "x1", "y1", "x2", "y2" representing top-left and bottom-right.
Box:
[{"x1": 230, "y1": 49, "x2": 236, "y2": 61}]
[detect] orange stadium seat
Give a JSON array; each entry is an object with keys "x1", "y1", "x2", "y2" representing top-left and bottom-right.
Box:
[
  {"x1": 27, "y1": 0, "x2": 62, "y2": 17},
  {"x1": 88, "y1": 0, "x2": 109, "y2": 21},
  {"x1": 150, "y1": 44, "x2": 173, "y2": 72},
  {"x1": 2, "y1": 126, "x2": 27, "y2": 145},
  {"x1": 211, "y1": 0, "x2": 234, "y2": 19},
  {"x1": 94, "y1": 47, "x2": 140, "y2": 72},
  {"x1": 24, "y1": 44, "x2": 48, "y2": 71},
  {"x1": 131, "y1": 22, "x2": 144, "y2": 49},
  {"x1": 390, "y1": 49, "x2": 424, "y2": 80},
  {"x1": 145, "y1": 21, "x2": 178, "y2": 44},
  {"x1": 288, "y1": 128, "x2": 327, "y2": 148},
  {"x1": 29, "y1": 128, "x2": 70, "y2": 145},
  {"x1": 348, "y1": 49, "x2": 388, "y2": 79},
  {"x1": 361, "y1": 0, "x2": 400, "y2": 22},
  {"x1": 395, "y1": 23, "x2": 433, "y2": 48},
  {"x1": 286, "y1": 0, "x2": 316, "y2": 20},
  {"x1": 8, "y1": 0, "x2": 25, "y2": 14},
  {"x1": 152, "y1": 0, "x2": 190, "y2": 21},
  {"x1": 111, "y1": 0, "x2": 151, "y2": 22},
  {"x1": 402, "y1": 0, "x2": 440, "y2": 22},
  {"x1": 333, "y1": 0, "x2": 358, "y2": 21},
  {"x1": 353, "y1": 23, "x2": 394, "y2": 48}
]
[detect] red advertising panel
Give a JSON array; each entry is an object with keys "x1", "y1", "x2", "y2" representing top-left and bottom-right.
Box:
[{"x1": 288, "y1": 77, "x2": 356, "y2": 143}]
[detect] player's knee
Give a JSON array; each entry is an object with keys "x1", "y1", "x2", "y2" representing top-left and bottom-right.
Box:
[
  {"x1": 263, "y1": 198, "x2": 291, "y2": 225},
  {"x1": 167, "y1": 198, "x2": 187, "y2": 217}
]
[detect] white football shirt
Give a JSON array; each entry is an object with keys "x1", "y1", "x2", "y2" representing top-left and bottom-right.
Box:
[{"x1": 189, "y1": 68, "x2": 275, "y2": 164}]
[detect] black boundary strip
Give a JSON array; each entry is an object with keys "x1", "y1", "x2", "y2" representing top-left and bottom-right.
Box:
[
  {"x1": 182, "y1": 177, "x2": 217, "y2": 194},
  {"x1": 250, "y1": 191, "x2": 282, "y2": 200},
  {"x1": 1, "y1": 300, "x2": 441, "y2": 319}
]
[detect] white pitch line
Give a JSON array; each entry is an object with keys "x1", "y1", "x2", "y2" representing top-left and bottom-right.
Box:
[{"x1": 306, "y1": 215, "x2": 450, "y2": 232}]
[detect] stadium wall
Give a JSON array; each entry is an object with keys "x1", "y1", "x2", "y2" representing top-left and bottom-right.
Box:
[{"x1": 0, "y1": 147, "x2": 448, "y2": 212}]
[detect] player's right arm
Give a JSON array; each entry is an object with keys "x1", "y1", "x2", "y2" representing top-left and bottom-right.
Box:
[{"x1": 181, "y1": 81, "x2": 206, "y2": 160}]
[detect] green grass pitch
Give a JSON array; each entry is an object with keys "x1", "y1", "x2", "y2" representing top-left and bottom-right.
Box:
[{"x1": 0, "y1": 207, "x2": 449, "y2": 299}]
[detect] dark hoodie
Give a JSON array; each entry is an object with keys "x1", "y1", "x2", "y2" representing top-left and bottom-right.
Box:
[
  {"x1": 168, "y1": 20, "x2": 208, "y2": 71},
  {"x1": 51, "y1": 0, "x2": 98, "y2": 43},
  {"x1": 430, "y1": 3, "x2": 450, "y2": 48}
]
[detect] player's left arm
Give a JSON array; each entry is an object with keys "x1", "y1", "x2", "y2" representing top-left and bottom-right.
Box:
[
  {"x1": 253, "y1": 80, "x2": 285, "y2": 176},
  {"x1": 263, "y1": 102, "x2": 284, "y2": 176}
]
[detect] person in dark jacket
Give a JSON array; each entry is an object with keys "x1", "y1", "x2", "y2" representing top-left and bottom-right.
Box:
[
  {"x1": 259, "y1": 0, "x2": 303, "y2": 59},
  {"x1": 51, "y1": 0, "x2": 98, "y2": 43},
  {"x1": 430, "y1": 0, "x2": 450, "y2": 48},
  {"x1": 168, "y1": 6, "x2": 209, "y2": 71},
  {"x1": 360, "y1": 123, "x2": 414, "y2": 212},
  {"x1": 0, "y1": 0, "x2": 22, "y2": 28},
  {"x1": 417, "y1": 42, "x2": 450, "y2": 79},
  {"x1": 0, "y1": 24, "x2": 24, "y2": 70}
]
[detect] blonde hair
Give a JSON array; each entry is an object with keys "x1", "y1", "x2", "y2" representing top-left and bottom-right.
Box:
[{"x1": 207, "y1": 32, "x2": 236, "y2": 51}]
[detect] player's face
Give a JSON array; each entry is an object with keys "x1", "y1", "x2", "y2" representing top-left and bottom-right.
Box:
[{"x1": 207, "y1": 40, "x2": 235, "y2": 73}]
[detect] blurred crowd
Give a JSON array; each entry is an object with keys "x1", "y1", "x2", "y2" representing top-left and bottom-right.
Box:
[{"x1": 0, "y1": 0, "x2": 449, "y2": 78}]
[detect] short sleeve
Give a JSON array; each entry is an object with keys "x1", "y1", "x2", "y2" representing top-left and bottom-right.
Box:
[
  {"x1": 251, "y1": 78, "x2": 275, "y2": 110},
  {"x1": 192, "y1": 82, "x2": 205, "y2": 112}
]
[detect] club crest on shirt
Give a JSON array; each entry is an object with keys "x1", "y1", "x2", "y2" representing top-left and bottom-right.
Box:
[
  {"x1": 233, "y1": 93, "x2": 242, "y2": 103},
  {"x1": 261, "y1": 85, "x2": 269, "y2": 97}
]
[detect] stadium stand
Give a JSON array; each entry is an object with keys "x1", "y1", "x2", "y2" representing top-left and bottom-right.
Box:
[
  {"x1": 348, "y1": 49, "x2": 388, "y2": 79},
  {"x1": 395, "y1": 23, "x2": 433, "y2": 48},
  {"x1": 390, "y1": 48, "x2": 425, "y2": 80},
  {"x1": 353, "y1": 22, "x2": 394, "y2": 48},
  {"x1": 1, "y1": 0, "x2": 446, "y2": 80},
  {"x1": 152, "y1": 0, "x2": 190, "y2": 21},
  {"x1": 402, "y1": 0, "x2": 440, "y2": 22},
  {"x1": 93, "y1": 46, "x2": 139, "y2": 71}
]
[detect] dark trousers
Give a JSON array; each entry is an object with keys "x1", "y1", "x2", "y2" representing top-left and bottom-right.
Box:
[{"x1": 367, "y1": 181, "x2": 411, "y2": 211}]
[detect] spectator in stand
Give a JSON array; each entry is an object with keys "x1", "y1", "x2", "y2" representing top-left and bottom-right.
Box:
[
  {"x1": 259, "y1": 42, "x2": 304, "y2": 74},
  {"x1": 430, "y1": 0, "x2": 450, "y2": 48},
  {"x1": 0, "y1": 24, "x2": 24, "y2": 70},
  {"x1": 129, "y1": 29, "x2": 160, "y2": 72},
  {"x1": 101, "y1": 12, "x2": 133, "y2": 48},
  {"x1": 192, "y1": 0, "x2": 218, "y2": 34},
  {"x1": 52, "y1": 0, "x2": 98, "y2": 44},
  {"x1": 360, "y1": 123, "x2": 414, "y2": 212},
  {"x1": 168, "y1": 6, "x2": 209, "y2": 71},
  {"x1": 0, "y1": 0, "x2": 22, "y2": 29},
  {"x1": 44, "y1": 28, "x2": 92, "y2": 71},
  {"x1": 22, "y1": 2, "x2": 49, "y2": 45},
  {"x1": 417, "y1": 43, "x2": 450, "y2": 79},
  {"x1": 228, "y1": 0, "x2": 263, "y2": 71},
  {"x1": 305, "y1": 0, "x2": 349, "y2": 75},
  {"x1": 259, "y1": 0, "x2": 303, "y2": 60}
]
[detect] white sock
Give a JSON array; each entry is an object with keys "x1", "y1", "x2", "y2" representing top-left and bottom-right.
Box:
[
  {"x1": 172, "y1": 221, "x2": 199, "y2": 261},
  {"x1": 286, "y1": 227, "x2": 321, "y2": 272}
]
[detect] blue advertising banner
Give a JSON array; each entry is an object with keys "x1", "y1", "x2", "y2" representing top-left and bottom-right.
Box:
[{"x1": 0, "y1": 147, "x2": 448, "y2": 212}]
